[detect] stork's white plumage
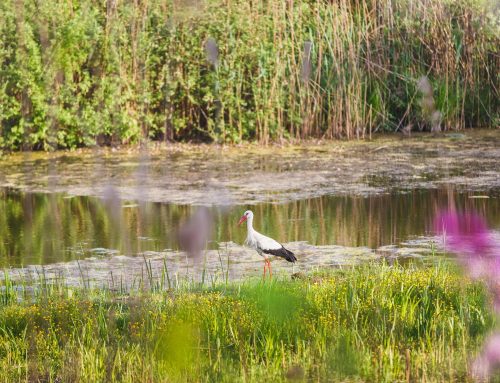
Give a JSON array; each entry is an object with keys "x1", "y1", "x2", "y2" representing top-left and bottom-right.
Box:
[{"x1": 238, "y1": 210, "x2": 296, "y2": 278}]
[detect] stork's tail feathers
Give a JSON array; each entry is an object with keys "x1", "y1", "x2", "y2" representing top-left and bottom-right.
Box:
[
  {"x1": 283, "y1": 248, "x2": 297, "y2": 263},
  {"x1": 263, "y1": 246, "x2": 297, "y2": 263}
]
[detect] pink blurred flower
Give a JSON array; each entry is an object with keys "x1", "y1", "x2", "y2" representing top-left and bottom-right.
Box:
[
  {"x1": 434, "y1": 210, "x2": 500, "y2": 280},
  {"x1": 178, "y1": 207, "x2": 213, "y2": 261},
  {"x1": 434, "y1": 209, "x2": 500, "y2": 381},
  {"x1": 435, "y1": 210, "x2": 492, "y2": 254},
  {"x1": 472, "y1": 334, "x2": 500, "y2": 381}
]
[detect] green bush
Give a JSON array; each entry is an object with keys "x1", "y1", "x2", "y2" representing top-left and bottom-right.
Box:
[{"x1": 0, "y1": 0, "x2": 498, "y2": 149}]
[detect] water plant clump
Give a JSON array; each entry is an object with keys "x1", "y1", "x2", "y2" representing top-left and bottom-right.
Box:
[
  {"x1": 0, "y1": 0, "x2": 498, "y2": 149},
  {"x1": 0, "y1": 263, "x2": 494, "y2": 381}
]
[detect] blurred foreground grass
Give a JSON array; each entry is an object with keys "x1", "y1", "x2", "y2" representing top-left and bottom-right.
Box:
[{"x1": 0, "y1": 262, "x2": 494, "y2": 382}]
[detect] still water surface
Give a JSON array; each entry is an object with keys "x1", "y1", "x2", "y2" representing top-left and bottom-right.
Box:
[{"x1": 1, "y1": 187, "x2": 498, "y2": 268}]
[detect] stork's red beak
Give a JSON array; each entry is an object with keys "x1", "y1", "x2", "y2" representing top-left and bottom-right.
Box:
[{"x1": 238, "y1": 215, "x2": 247, "y2": 226}]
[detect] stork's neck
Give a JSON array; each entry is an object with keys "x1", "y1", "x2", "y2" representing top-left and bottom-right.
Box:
[{"x1": 246, "y1": 216, "x2": 255, "y2": 235}]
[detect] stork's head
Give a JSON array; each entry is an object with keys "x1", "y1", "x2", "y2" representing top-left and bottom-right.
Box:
[{"x1": 238, "y1": 210, "x2": 253, "y2": 226}]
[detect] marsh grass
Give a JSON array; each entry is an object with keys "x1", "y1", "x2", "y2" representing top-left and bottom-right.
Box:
[{"x1": 0, "y1": 261, "x2": 495, "y2": 382}]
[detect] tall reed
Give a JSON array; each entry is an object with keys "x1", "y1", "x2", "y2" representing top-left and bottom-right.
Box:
[{"x1": 0, "y1": 0, "x2": 498, "y2": 149}]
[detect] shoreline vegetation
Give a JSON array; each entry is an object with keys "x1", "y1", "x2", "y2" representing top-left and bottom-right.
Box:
[
  {"x1": 0, "y1": 0, "x2": 498, "y2": 150},
  {"x1": 0, "y1": 262, "x2": 494, "y2": 382},
  {"x1": 0, "y1": 127, "x2": 497, "y2": 157}
]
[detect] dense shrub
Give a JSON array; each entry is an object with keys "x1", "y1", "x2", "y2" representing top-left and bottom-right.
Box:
[{"x1": 0, "y1": 0, "x2": 498, "y2": 149}]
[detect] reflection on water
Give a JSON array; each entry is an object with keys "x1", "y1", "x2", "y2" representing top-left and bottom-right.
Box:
[{"x1": 0, "y1": 188, "x2": 499, "y2": 268}]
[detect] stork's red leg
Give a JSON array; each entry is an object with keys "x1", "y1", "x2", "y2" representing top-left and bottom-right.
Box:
[
  {"x1": 263, "y1": 261, "x2": 267, "y2": 279},
  {"x1": 268, "y1": 260, "x2": 272, "y2": 279}
]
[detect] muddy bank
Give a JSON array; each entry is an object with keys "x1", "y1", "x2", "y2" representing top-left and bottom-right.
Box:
[
  {"x1": 2, "y1": 239, "x2": 438, "y2": 288},
  {"x1": 0, "y1": 130, "x2": 499, "y2": 205}
]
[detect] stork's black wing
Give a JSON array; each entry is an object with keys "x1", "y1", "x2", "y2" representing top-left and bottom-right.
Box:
[{"x1": 262, "y1": 246, "x2": 297, "y2": 263}]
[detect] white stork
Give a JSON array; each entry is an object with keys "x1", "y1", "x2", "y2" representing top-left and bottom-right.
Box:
[{"x1": 238, "y1": 210, "x2": 296, "y2": 278}]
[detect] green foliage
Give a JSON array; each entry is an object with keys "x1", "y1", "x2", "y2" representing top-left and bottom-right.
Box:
[
  {"x1": 0, "y1": 0, "x2": 498, "y2": 149},
  {"x1": 0, "y1": 263, "x2": 495, "y2": 381}
]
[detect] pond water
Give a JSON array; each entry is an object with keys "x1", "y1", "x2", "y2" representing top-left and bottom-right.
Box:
[
  {"x1": 1, "y1": 130, "x2": 499, "y2": 286},
  {"x1": 0, "y1": 187, "x2": 499, "y2": 283},
  {"x1": 1, "y1": 130, "x2": 499, "y2": 206}
]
